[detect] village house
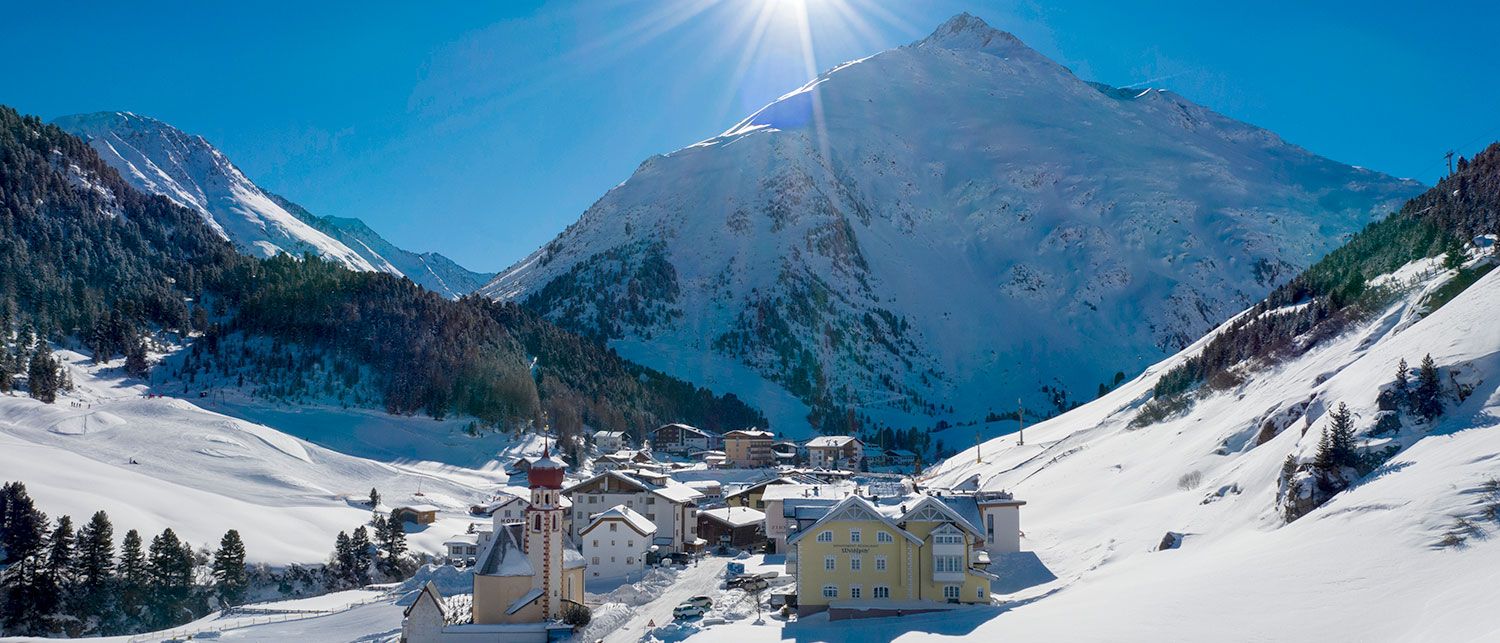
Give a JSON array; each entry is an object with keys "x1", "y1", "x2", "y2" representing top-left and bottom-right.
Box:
[
  {"x1": 976, "y1": 490, "x2": 1026, "y2": 554},
  {"x1": 762, "y1": 481, "x2": 859, "y2": 553},
  {"x1": 723, "y1": 429, "x2": 776, "y2": 468},
  {"x1": 724, "y1": 475, "x2": 810, "y2": 511},
  {"x1": 592, "y1": 430, "x2": 628, "y2": 453},
  {"x1": 581, "y1": 505, "x2": 656, "y2": 580},
  {"x1": 508, "y1": 453, "x2": 569, "y2": 476},
  {"x1": 563, "y1": 469, "x2": 706, "y2": 553},
  {"x1": 650, "y1": 423, "x2": 716, "y2": 455},
  {"x1": 685, "y1": 480, "x2": 723, "y2": 505},
  {"x1": 771, "y1": 440, "x2": 801, "y2": 466},
  {"x1": 787, "y1": 493, "x2": 1001, "y2": 619},
  {"x1": 698, "y1": 506, "x2": 766, "y2": 550},
  {"x1": 475, "y1": 489, "x2": 574, "y2": 525},
  {"x1": 806, "y1": 436, "x2": 865, "y2": 470}
]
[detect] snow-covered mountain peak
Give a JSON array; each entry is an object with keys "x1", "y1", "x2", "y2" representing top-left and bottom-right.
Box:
[
  {"x1": 485, "y1": 17, "x2": 1425, "y2": 436},
  {"x1": 915, "y1": 12, "x2": 1034, "y2": 57},
  {"x1": 54, "y1": 111, "x2": 494, "y2": 298},
  {"x1": 54, "y1": 110, "x2": 378, "y2": 270}
]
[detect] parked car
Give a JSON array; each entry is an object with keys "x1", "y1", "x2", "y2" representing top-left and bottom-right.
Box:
[
  {"x1": 673, "y1": 604, "x2": 707, "y2": 619},
  {"x1": 735, "y1": 577, "x2": 769, "y2": 592},
  {"x1": 683, "y1": 596, "x2": 713, "y2": 609}
]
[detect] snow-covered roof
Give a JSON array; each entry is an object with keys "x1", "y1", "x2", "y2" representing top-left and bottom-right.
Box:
[
  {"x1": 402, "y1": 581, "x2": 445, "y2": 618},
  {"x1": 478, "y1": 524, "x2": 534, "y2": 578},
  {"x1": 400, "y1": 503, "x2": 441, "y2": 513},
  {"x1": 593, "y1": 430, "x2": 625, "y2": 439},
  {"x1": 761, "y1": 482, "x2": 858, "y2": 502},
  {"x1": 563, "y1": 547, "x2": 586, "y2": 569},
  {"x1": 583, "y1": 505, "x2": 657, "y2": 537},
  {"x1": 700, "y1": 506, "x2": 766, "y2": 528},
  {"x1": 724, "y1": 429, "x2": 774, "y2": 439},
  {"x1": 807, "y1": 436, "x2": 860, "y2": 448},
  {"x1": 788, "y1": 496, "x2": 921, "y2": 546},
  {"x1": 507, "y1": 587, "x2": 544, "y2": 615}
]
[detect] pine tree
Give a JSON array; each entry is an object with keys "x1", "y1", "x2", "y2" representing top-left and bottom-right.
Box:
[
  {"x1": 0, "y1": 484, "x2": 52, "y2": 635},
  {"x1": 331, "y1": 531, "x2": 354, "y2": 589},
  {"x1": 1415, "y1": 354, "x2": 1444, "y2": 421},
  {"x1": 27, "y1": 341, "x2": 60, "y2": 403},
  {"x1": 146, "y1": 528, "x2": 194, "y2": 628},
  {"x1": 368, "y1": 487, "x2": 380, "y2": 508},
  {"x1": 211, "y1": 530, "x2": 248, "y2": 606},
  {"x1": 75, "y1": 510, "x2": 116, "y2": 629},
  {"x1": 384, "y1": 509, "x2": 408, "y2": 559},
  {"x1": 45, "y1": 515, "x2": 75, "y2": 581},
  {"x1": 1393, "y1": 358, "x2": 1410, "y2": 407},
  {"x1": 124, "y1": 340, "x2": 150, "y2": 378},
  {"x1": 350, "y1": 526, "x2": 373, "y2": 586},
  {"x1": 117, "y1": 529, "x2": 147, "y2": 624},
  {"x1": 1, "y1": 481, "x2": 46, "y2": 565},
  {"x1": 76, "y1": 511, "x2": 116, "y2": 590}
]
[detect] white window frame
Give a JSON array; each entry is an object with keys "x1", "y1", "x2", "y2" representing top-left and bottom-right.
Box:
[
  {"x1": 822, "y1": 585, "x2": 838, "y2": 598},
  {"x1": 873, "y1": 586, "x2": 890, "y2": 599},
  {"x1": 849, "y1": 585, "x2": 862, "y2": 599},
  {"x1": 943, "y1": 585, "x2": 960, "y2": 600},
  {"x1": 824, "y1": 556, "x2": 836, "y2": 571},
  {"x1": 977, "y1": 587, "x2": 986, "y2": 599},
  {"x1": 849, "y1": 529, "x2": 861, "y2": 543},
  {"x1": 817, "y1": 530, "x2": 833, "y2": 543},
  {"x1": 850, "y1": 556, "x2": 861, "y2": 571},
  {"x1": 874, "y1": 556, "x2": 887, "y2": 571},
  {"x1": 877, "y1": 531, "x2": 894, "y2": 543}
]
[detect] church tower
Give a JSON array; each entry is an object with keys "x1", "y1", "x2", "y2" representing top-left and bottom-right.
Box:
[{"x1": 524, "y1": 443, "x2": 567, "y2": 619}]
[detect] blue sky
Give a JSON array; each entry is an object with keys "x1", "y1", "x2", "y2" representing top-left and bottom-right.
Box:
[{"x1": 3, "y1": 0, "x2": 1497, "y2": 272}]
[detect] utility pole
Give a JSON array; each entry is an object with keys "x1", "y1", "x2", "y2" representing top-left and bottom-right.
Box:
[
  {"x1": 975, "y1": 426, "x2": 982, "y2": 464},
  {"x1": 1446, "y1": 150, "x2": 1456, "y2": 176},
  {"x1": 1017, "y1": 398, "x2": 1025, "y2": 446}
]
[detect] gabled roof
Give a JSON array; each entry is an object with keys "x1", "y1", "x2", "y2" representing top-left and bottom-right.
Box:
[
  {"x1": 477, "y1": 523, "x2": 534, "y2": 578},
  {"x1": 655, "y1": 423, "x2": 713, "y2": 438},
  {"x1": 806, "y1": 436, "x2": 861, "y2": 448},
  {"x1": 402, "y1": 581, "x2": 446, "y2": 618},
  {"x1": 563, "y1": 470, "x2": 703, "y2": 505},
  {"x1": 699, "y1": 506, "x2": 765, "y2": 528},
  {"x1": 900, "y1": 495, "x2": 982, "y2": 537},
  {"x1": 723, "y1": 429, "x2": 774, "y2": 439},
  {"x1": 787, "y1": 496, "x2": 921, "y2": 546},
  {"x1": 582, "y1": 505, "x2": 657, "y2": 537},
  {"x1": 723, "y1": 475, "x2": 799, "y2": 500},
  {"x1": 593, "y1": 430, "x2": 626, "y2": 439}
]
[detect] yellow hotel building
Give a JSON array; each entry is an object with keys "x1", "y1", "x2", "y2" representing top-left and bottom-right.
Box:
[{"x1": 787, "y1": 494, "x2": 996, "y2": 619}]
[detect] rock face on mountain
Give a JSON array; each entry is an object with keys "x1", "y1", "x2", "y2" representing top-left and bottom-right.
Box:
[
  {"x1": 491, "y1": 13, "x2": 1423, "y2": 435},
  {"x1": 54, "y1": 112, "x2": 491, "y2": 298}
]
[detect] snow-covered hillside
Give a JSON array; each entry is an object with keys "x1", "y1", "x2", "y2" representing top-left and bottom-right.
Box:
[
  {"x1": 52, "y1": 112, "x2": 491, "y2": 298},
  {"x1": 884, "y1": 248, "x2": 1499, "y2": 640},
  {"x1": 482, "y1": 13, "x2": 1423, "y2": 436},
  {"x1": 0, "y1": 349, "x2": 535, "y2": 565}
]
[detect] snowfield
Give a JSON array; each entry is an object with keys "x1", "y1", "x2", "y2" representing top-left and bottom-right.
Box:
[{"x1": 0, "y1": 350, "x2": 525, "y2": 564}]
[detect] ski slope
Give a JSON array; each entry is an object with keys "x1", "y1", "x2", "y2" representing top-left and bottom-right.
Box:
[{"x1": 0, "y1": 350, "x2": 530, "y2": 565}]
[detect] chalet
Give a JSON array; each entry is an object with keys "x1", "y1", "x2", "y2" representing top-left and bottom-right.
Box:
[
  {"x1": 685, "y1": 480, "x2": 723, "y2": 505},
  {"x1": 886, "y1": 449, "x2": 918, "y2": 467},
  {"x1": 581, "y1": 505, "x2": 657, "y2": 580},
  {"x1": 651, "y1": 423, "x2": 716, "y2": 455},
  {"x1": 564, "y1": 469, "x2": 706, "y2": 553},
  {"x1": 698, "y1": 506, "x2": 766, "y2": 549},
  {"x1": 723, "y1": 429, "x2": 776, "y2": 468},
  {"x1": 595, "y1": 449, "x2": 655, "y2": 472},
  {"x1": 395, "y1": 504, "x2": 440, "y2": 525},
  {"x1": 806, "y1": 436, "x2": 864, "y2": 470},
  {"x1": 593, "y1": 430, "x2": 628, "y2": 453}
]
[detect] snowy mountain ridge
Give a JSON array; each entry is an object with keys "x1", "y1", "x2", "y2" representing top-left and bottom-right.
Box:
[
  {"x1": 53, "y1": 111, "x2": 492, "y2": 299},
  {"x1": 482, "y1": 14, "x2": 1425, "y2": 436}
]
